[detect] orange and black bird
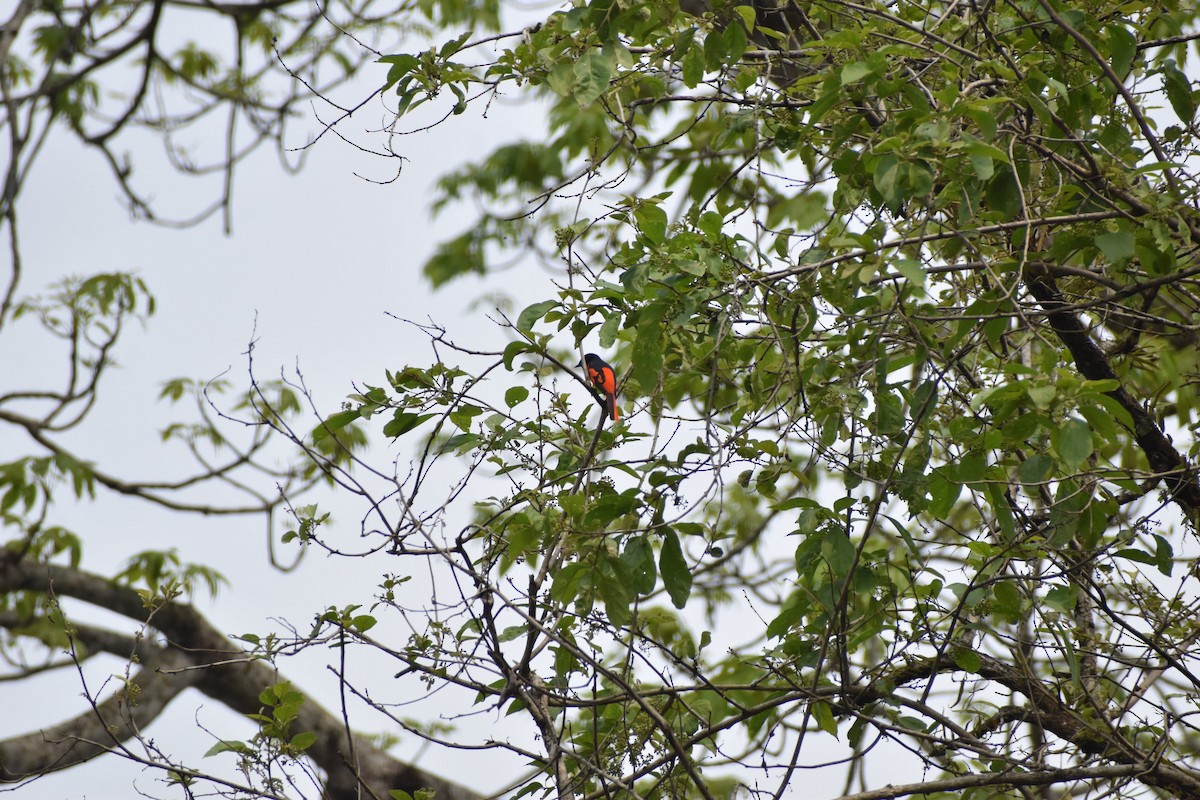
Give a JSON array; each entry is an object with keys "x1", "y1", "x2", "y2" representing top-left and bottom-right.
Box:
[{"x1": 579, "y1": 353, "x2": 619, "y2": 421}]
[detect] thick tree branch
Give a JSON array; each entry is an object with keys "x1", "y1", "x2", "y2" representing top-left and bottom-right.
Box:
[
  {"x1": 0, "y1": 553, "x2": 483, "y2": 800},
  {"x1": 1024, "y1": 272, "x2": 1200, "y2": 515},
  {"x1": 905, "y1": 653, "x2": 1200, "y2": 798},
  {"x1": 0, "y1": 645, "x2": 201, "y2": 783}
]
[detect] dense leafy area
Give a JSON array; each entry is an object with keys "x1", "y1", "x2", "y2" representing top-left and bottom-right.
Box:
[{"x1": 324, "y1": 0, "x2": 1200, "y2": 798}]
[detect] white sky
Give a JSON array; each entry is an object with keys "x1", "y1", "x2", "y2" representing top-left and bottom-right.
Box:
[{"x1": 0, "y1": 41, "x2": 561, "y2": 795}]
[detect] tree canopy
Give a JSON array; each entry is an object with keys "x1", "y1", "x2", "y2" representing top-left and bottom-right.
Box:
[{"x1": 5, "y1": 0, "x2": 1200, "y2": 799}]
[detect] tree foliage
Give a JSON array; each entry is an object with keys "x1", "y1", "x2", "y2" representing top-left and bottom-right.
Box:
[{"x1": 6, "y1": 0, "x2": 1200, "y2": 799}]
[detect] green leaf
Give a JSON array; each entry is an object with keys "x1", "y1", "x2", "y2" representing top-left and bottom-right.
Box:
[
  {"x1": 449, "y1": 403, "x2": 483, "y2": 432},
  {"x1": 503, "y1": 341, "x2": 529, "y2": 370},
  {"x1": 820, "y1": 529, "x2": 856, "y2": 584},
  {"x1": 681, "y1": 40, "x2": 704, "y2": 88},
  {"x1": 1017, "y1": 454, "x2": 1052, "y2": 486},
  {"x1": 723, "y1": 21, "x2": 748, "y2": 64},
  {"x1": 703, "y1": 32, "x2": 726, "y2": 71},
  {"x1": 894, "y1": 258, "x2": 925, "y2": 287},
  {"x1": 1078, "y1": 404, "x2": 1118, "y2": 443},
  {"x1": 551, "y1": 563, "x2": 589, "y2": 604},
  {"x1": 635, "y1": 203, "x2": 668, "y2": 244},
  {"x1": 504, "y1": 514, "x2": 540, "y2": 563},
  {"x1": 986, "y1": 483, "x2": 1016, "y2": 542},
  {"x1": 383, "y1": 412, "x2": 434, "y2": 438},
  {"x1": 598, "y1": 554, "x2": 634, "y2": 627},
  {"x1": 498, "y1": 624, "x2": 527, "y2": 642},
  {"x1": 205, "y1": 739, "x2": 251, "y2": 757},
  {"x1": 767, "y1": 192, "x2": 827, "y2": 230},
  {"x1": 159, "y1": 378, "x2": 191, "y2": 402},
  {"x1": 1045, "y1": 584, "x2": 1078, "y2": 613},
  {"x1": 440, "y1": 432, "x2": 478, "y2": 454},
  {"x1": 621, "y1": 535, "x2": 657, "y2": 595},
  {"x1": 962, "y1": 138, "x2": 1010, "y2": 164},
  {"x1": 631, "y1": 311, "x2": 664, "y2": 391},
  {"x1": 734, "y1": 5, "x2": 756, "y2": 31},
  {"x1": 807, "y1": 84, "x2": 841, "y2": 125},
  {"x1": 954, "y1": 451, "x2": 987, "y2": 485},
  {"x1": 1052, "y1": 418, "x2": 1092, "y2": 469},
  {"x1": 1026, "y1": 384, "x2": 1056, "y2": 410},
  {"x1": 290, "y1": 731, "x2": 317, "y2": 752},
  {"x1": 1161, "y1": 60, "x2": 1195, "y2": 123},
  {"x1": 439, "y1": 31, "x2": 472, "y2": 58},
  {"x1": 1153, "y1": 534, "x2": 1175, "y2": 576},
  {"x1": 573, "y1": 51, "x2": 612, "y2": 107},
  {"x1": 812, "y1": 700, "x2": 838, "y2": 737},
  {"x1": 546, "y1": 62, "x2": 576, "y2": 97},
  {"x1": 659, "y1": 528, "x2": 692, "y2": 609},
  {"x1": 517, "y1": 300, "x2": 557, "y2": 332},
  {"x1": 1106, "y1": 24, "x2": 1137, "y2": 79},
  {"x1": 315, "y1": 410, "x2": 358, "y2": 443},
  {"x1": 991, "y1": 581, "x2": 1023, "y2": 623},
  {"x1": 379, "y1": 54, "x2": 419, "y2": 90},
  {"x1": 969, "y1": 152, "x2": 995, "y2": 181},
  {"x1": 905, "y1": 161, "x2": 935, "y2": 199},
  {"x1": 1047, "y1": 479, "x2": 1087, "y2": 547},
  {"x1": 872, "y1": 154, "x2": 902, "y2": 209},
  {"x1": 841, "y1": 61, "x2": 874, "y2": 86},
  {"x1": 985, "y1": 168, "x2": 1022, "y2": 219},
  {"x1": 953, "y1": 648, "x2": 982, "y2": 672},
  {"x1": 766, "y1": 591, "x2": 805, "y2": 638},
  {"x1": 598, "y1": 313, "x2": 621, "y2": 348},
  {"x1": 928, "y1": 471, "x2": 962, "y2": 518},
  {"x1": 505, "y1": 386, "x2": 529, "y2": 407},
  {"x1": 1095, "y1": 230, "x2": 1135, "y2": 264}
]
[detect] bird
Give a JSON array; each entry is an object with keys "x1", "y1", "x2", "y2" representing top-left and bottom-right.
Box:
[{"x1": 579, "y1": 353, "x2": 619, "y2": 421}]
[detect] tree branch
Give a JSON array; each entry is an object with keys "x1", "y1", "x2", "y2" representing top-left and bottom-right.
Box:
[
  {"x1": 831, "y1": 764, "x2": 1150, "y2": 800},
  {"x1": 1025, "y1": 272, "x2": 1200, "y2": 516},
  {"x1": 0, "y1": 645, "x2": 201, "y2": 783},
  {"x1": 0, "y1": 553, "x2": 484, "y2": 800}
]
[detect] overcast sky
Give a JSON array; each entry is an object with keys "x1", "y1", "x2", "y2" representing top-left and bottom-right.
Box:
[{"x1": 0, "y1": 34, "x2": 562, "y2": 794}]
